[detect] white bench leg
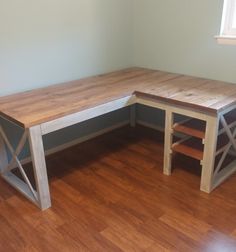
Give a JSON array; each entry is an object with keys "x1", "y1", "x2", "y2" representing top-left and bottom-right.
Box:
[
  {"x1": 164, "y1": 110, "x2": 173, "y2": 175},
  {"x1": 200, "y1": 115, "x2": 219, "y2": 193},
  {"x1": 28, "y1": 125, "x2": 51, "y2": 210}
]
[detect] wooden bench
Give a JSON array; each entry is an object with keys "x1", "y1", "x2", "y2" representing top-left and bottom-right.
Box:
[{"x1": 1, "y1": 67, "x2": 236, "y2": 210}]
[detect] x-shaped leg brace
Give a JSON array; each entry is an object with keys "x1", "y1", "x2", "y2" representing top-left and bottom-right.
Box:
[
  {"x1": 0, "y1": 126, "x2": 38, "y2": 203},
  {"x1": 214, "y1": 115, "x2": 236, "y2": 176}
]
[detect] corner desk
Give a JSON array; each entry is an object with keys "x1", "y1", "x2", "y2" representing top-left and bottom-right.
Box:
[{"x1": 1, "y1": 67, "x2": 236, "y2": 210}]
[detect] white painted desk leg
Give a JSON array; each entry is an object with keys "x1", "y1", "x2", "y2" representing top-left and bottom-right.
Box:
[
  {"x1": 164, "y1": 110, "x2": 173, "y2": 175},
  {"x1": 130, "y1": 104, "x2": 136, "y2": 127},
  {"x1": 28, "y1": 125, "x2": 51, "y2": 210},
  {"x1": 0, "y1": 134, "x2": 8, "y2": 172},
  {"x1": 200, "y1": 115, "x2": 219, "y2": 193}
]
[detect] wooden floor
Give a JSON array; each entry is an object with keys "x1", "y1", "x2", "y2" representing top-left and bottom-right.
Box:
[{"x1": 1, "y1": 126, "x2": 236, "y2": 251}]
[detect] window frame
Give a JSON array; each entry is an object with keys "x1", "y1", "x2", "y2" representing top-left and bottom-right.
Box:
[
  {"x1": 221, "y1": 0, "x2": 236, "y2": 35},
  {"x1": 216, "y1": 0, "x2": 236, "y2": 45}
]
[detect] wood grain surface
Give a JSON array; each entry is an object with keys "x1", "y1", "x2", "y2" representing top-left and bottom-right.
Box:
[{"x1": 1, "y1": 67, "x2": 236, "y2": 128}]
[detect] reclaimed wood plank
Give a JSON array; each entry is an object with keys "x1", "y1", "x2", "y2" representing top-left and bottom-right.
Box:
[{"x1": 1, "y1": 68, "x2": 236, "y2": 128}]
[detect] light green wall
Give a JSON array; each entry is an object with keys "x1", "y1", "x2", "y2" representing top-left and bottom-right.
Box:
[
  {"x1": 2, "y1": 0, "x2": 236, "y2": 158},
  {"x1": 0, "y1": 0, "x2": 133, "y2": 96},
  {"x1": 133, "y1": 0, "x2": 236, "y2": 83},
  {"x1": 0, "y1": 0, "x2": 133, "y2": 158},
  {"x1": 1, "y1": 0, "x2": 236, "y2": 96},
  {"x1": 0, "y1": 0, "x2": 236, "y2": 96}
]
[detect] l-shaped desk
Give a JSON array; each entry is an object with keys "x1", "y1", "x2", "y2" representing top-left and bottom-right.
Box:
[{"x1": 1, "y1": 67, "x2": 236, "y2": 210}]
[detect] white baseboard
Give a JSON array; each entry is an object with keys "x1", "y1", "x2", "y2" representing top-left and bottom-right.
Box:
[
  {"x1": 46, "y1": 120, "x2": 130, "y2": 156},
  {"x1": 19, "y1": 120, "x2": 130, "y2": 166},
  {"x1": 18, "y1": 120, "x2": 163, "y2": 167}
]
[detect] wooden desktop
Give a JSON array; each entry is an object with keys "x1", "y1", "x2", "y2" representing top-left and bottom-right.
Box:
[{"x1": 1, "y1": 68, "x2": 236, "y2": 209}]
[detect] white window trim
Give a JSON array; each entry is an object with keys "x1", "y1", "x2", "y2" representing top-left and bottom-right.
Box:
[{"x1": 216, "y1": 0, "x2": 236, "y2": 45}]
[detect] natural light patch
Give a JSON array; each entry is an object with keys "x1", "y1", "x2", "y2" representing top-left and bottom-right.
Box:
[
  {"x1": 233, "y1": 1, "x2": 236, "y2": 28},
  {"x1": 216, "y1": 0, "x2": 236, "y2": 45}
]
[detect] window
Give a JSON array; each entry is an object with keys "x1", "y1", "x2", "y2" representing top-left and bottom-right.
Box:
[{"x1": 216, "y1": 0, "x2": 236, "y2": 45}]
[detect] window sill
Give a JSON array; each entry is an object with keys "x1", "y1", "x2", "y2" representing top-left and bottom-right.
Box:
[{"x1": 215, "y1": 35, "x2": 236, "y2": 45}]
